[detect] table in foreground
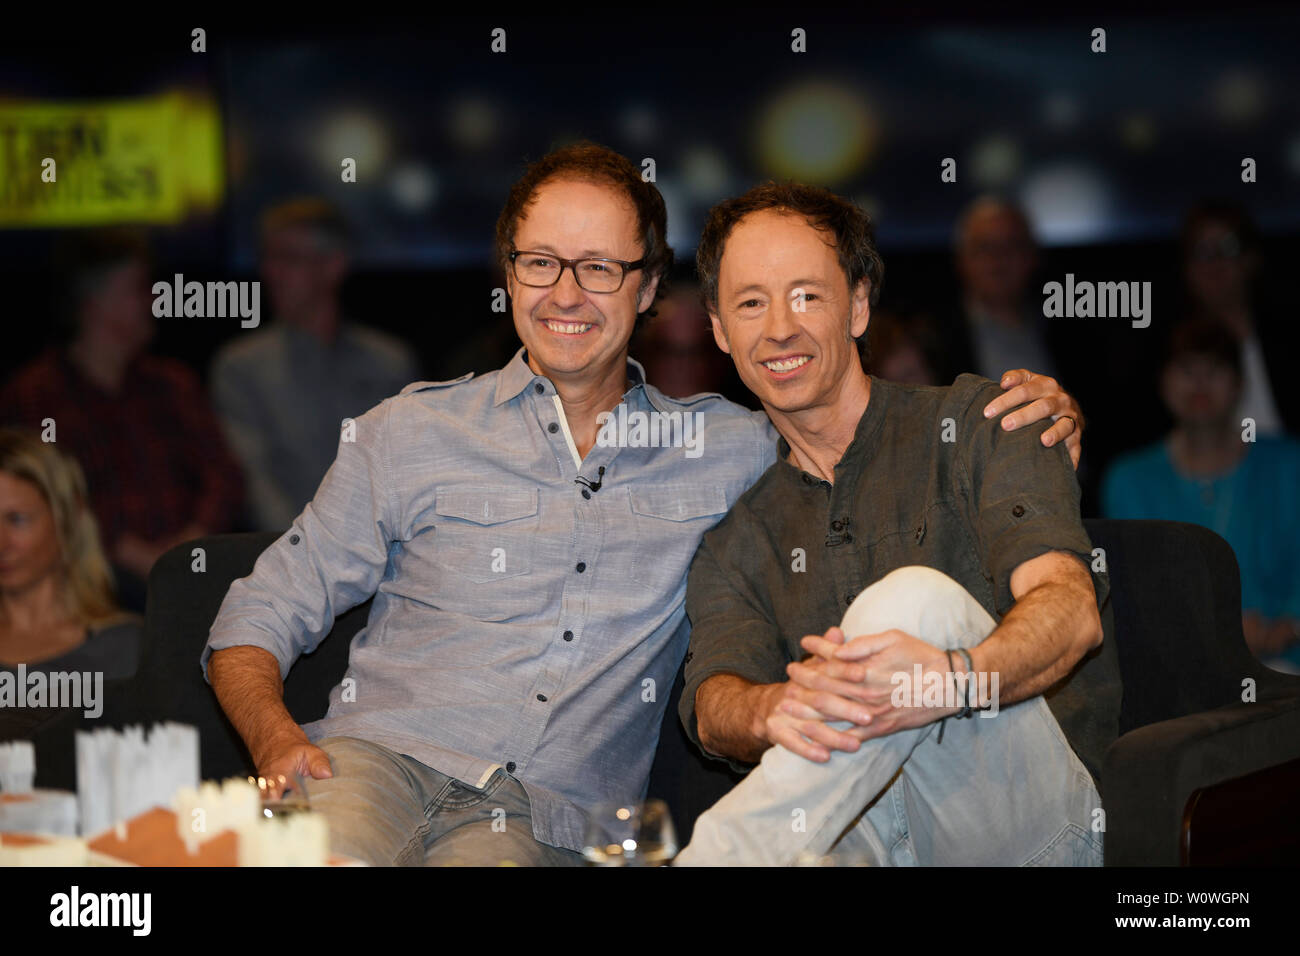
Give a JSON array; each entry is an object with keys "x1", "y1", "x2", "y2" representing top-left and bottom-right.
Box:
[{"x1": 2, "y1": 806, "x2": 365, "y2": 866}]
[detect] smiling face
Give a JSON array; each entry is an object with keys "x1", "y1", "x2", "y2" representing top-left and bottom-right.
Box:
[
  {"x1": 507, "y1": 178, "x2": 658, "y2": 384},
  {"x1": 708, "y1": 209, "x2": 870, "y2": 418}
]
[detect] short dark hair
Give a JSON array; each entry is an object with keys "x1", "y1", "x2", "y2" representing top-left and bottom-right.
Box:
[
  {"x1": 696, "y1": 181, "x2": 885, "y2": 320},
  {"x1": 494, "y1": 141, "x2": 672, "y2": 325},
  {"x1": 54, "y1": 228, "x2": 152, "y2": 336},
  {"x1": 1164, "y1": 318, "x2": 1242, "y2": 379}
]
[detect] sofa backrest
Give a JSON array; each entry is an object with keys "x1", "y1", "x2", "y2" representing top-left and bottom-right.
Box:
[
  {"x1": 137, "y1": 531, "x2": 361, "y2": 780},
  {"x1": 130, "y1": 519, "x2": 1282, "y2": 840},
  {"x1": 1082, "y1": 519, "x2": 1291, "y2": 730}
]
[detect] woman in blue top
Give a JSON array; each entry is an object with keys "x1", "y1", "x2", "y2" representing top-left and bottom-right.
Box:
[{"x1": 1102, "y1": 320, "x2": 1300, "y2": 672}]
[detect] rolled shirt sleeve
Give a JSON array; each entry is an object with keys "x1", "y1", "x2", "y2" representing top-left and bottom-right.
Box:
[
  {"x1": 959, "y1": 376, "x2": 1109, "y2": 615},
  {"x1": 680, "y1": 518, "x2": 790, "y2": 773},
  {"x1": 201, "y1": 397, "x2": 400, "y2": 682}
]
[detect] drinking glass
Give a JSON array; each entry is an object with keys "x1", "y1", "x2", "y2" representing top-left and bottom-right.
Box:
[
  {"x1": 249, "y1": 770, "x2": 312, "y2": 818},
  {"x1": 582, "y1": 799, "x2": 677, "y2": 866}
]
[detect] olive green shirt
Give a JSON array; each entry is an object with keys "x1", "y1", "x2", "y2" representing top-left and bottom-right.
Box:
[{"x1": 680, "y1": 374, "x2": 1111, "y2": 776}]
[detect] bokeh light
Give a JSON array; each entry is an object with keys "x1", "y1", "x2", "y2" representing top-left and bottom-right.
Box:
[
  {"x1": 1020, "y1": 164, "x2": 1114, "y2": 244},
  {"x1": 756, "y1": 81, "x2": 878, "y2": 185},
  {"x1": 318, "y1": 109, "x2": 390, "y2": 176}
]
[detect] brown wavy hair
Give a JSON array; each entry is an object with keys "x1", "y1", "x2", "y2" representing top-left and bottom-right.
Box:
[
  {"x1": 0, "y1": 428, "x2": 128, "y2": 629},
  {"x1": 696, "y1": 181, "x2": 885, "y2": 316},
  {"x1": 494, "y1": 141, "x2": 673, "y2": 327}
]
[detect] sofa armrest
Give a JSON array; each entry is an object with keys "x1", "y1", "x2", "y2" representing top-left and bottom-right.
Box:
[{"x1": 1101, "y1": 696, "x2": 1300, "y2": 865}]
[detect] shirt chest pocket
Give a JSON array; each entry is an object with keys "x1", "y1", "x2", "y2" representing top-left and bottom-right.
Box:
[
  {"x1": 432, "y1": 486, "x2": 540, "y2": 583},
  {"x1": 628, "y1": 484, "x2": 730, "y2": 595}
]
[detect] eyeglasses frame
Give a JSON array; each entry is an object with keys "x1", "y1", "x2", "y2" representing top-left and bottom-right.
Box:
[{"x1": 509, "y1": 249, "x2": 647, "y2": 293}]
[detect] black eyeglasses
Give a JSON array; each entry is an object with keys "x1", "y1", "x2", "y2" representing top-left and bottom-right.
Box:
[{"x1": 510, "y1": 250, "x2": 646, "y2": 293}]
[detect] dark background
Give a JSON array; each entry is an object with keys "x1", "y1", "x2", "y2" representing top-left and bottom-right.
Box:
[{"x1": 2, "y1": 4, "x2": 1297, "y2": 511}]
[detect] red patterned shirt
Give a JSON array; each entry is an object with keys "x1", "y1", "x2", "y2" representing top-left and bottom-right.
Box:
[{"x1": 1, "y1": 348, "x2": 245, "y2": 550}]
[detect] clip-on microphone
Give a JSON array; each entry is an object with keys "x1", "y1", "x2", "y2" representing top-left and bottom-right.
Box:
[{"x1": 575, "y1": 465, "x2": 606, "y2": 493}]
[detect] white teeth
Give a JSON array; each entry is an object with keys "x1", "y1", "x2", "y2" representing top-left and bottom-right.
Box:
[
  {"x1": 762, "y1": 356, "x2": 811, "y2": 372},
  {"x1": 543, "y1": 320, "x2": 593, "y2": 334}
]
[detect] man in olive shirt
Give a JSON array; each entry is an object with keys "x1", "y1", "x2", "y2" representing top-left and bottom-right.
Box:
[{"x1": 675, "y1": 184, "x2": 1107, "y2": 866}]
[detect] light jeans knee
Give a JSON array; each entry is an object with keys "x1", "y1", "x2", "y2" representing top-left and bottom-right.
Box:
[
  {"x1": 676, "y1": 566, "x2": 1104, "y2": 866},
  {"x1": 306, "y1": 736, "x2": 584, "y2": 866}
]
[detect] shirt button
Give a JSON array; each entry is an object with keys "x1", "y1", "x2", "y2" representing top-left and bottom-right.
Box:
[
  {"x1": 1012, "y1": 504, "x2": 1026, "y2": 517},
  {"x1": 576, "y1": 562, "x2": 587, "y2": 573},
  {"x1": 548, "y1": 422, "x2": 559, "y2": 433},
  {"x1": 537, "y1": 694, "x2": 548, "y2": 702},
  {"x1": 563, "y1": 630, "x2": 574, "y2": 641},
  {"x1": 581, "y1": 489, "x2": 591, "y2": 499},
  {"x1": 534, "y1": 383, "x2": 545, "y2": 394},
  {"x1": 831, "y1": 520, "x2": 843, "y2": 532},
  {"x1": 506, "y1": 761, "x2": 516, "y2": 773},
  {"x1": 289, "y1": 534, "x2": 300, "y2": 545}
]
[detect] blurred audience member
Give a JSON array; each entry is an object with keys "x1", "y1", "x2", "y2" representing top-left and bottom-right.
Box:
[
  {"x1": 0, "y1": 429, "x2": 141, "y2": 677},
  {"x1": 211, "y1": 199, "x2": 420, "y2": 531},
  {"x1": 1179, "y1": 199, "x2": 1296, "y2": 435},
  {"x1": 864, "y1": 308, "x2": 940, "y2": 386},
  {"x1": 934, "y1": 197, "x2": 1058, "y2": 384},
  {"x1": 637, "y1": 282, "x2": 736, "y2": 399},
  {"x1": 0, "y1": 230, "x2": 244, "y2": 612},
  {"x1": 1102, "y1": 320, "x2": 1300, "y2": 672}
]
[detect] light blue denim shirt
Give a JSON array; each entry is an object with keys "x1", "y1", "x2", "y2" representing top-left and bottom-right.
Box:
[{"x1": 202, "y1": 347, "x2": 775, "y2": 851}]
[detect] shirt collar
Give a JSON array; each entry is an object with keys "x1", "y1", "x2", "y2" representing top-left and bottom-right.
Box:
[
  {"x1": 775, "y1": 376, "x2": 888, "y2": 483},
  {"x1": 493, "y1": 346, "x2": 665, "y2": 411}
]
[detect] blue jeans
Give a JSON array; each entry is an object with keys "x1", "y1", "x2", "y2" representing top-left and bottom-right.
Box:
[
  {"x1": 676, "y1": 566, "x2": 1104, "y2": 866},
  {"x1": 305, "y1": 736, "x2": 585, "y2": 866}
]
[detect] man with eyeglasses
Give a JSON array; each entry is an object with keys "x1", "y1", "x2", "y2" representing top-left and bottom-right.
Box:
[{"x1": 202, "y1": 142, "x2": 1086, "y2": 866}]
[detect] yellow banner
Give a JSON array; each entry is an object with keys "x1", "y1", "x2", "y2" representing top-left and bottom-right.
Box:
[{"x1": 0, "y1": 91, "x2": 224, "y2": 226}]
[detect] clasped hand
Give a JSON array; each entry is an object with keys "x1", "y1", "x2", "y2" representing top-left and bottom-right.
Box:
[{"x1": 764, "y1": 626, "x2": 955, "y2": 763}]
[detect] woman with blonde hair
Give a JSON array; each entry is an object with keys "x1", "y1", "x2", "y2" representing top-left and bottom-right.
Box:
[{"x1": 0, "y1": 427, "x2": 141, "y2": 675}]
